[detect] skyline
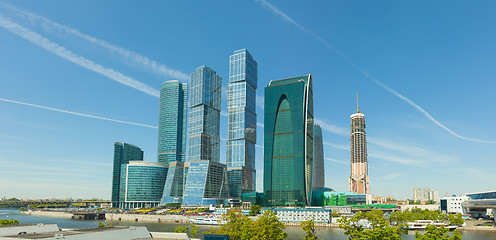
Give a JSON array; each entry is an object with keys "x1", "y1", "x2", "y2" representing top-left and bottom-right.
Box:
[{"x1": 0, "y1": 1, "x2": 495, "y2": 200}]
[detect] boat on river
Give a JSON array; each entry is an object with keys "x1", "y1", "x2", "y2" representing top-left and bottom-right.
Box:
[
  {"x1": 405, "y1": 220, "x2": 458, "y2": 231},
  {"x1": 189, "y1": 217, "x2": 226, "y2": 225}
]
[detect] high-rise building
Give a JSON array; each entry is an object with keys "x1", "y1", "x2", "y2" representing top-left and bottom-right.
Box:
[
  {"x1": 423, "y1": 187, "x2": 431, "y2": 201},
  {"x1": 413, "y1": 187, "x2": 422, "y2": 202},
  {"x1": 111, "y1": 142, "x2": 143, "y2": 207},
  {"x1": 312, "y1": 124, "x2": 325, "y2": 189},
  {"x1": 119, "y1": 161, "x2": 168, "y2": 209},
  {"x1": 226, "y1": 49, "x2": 258, "y2": 199},
  {"x1": 264, "y1": 75, "x2": 314, "y2": 207},
  {"x1": 182, "y1": 160, "x2": 229, "y2": 206},
  {"x1": 349, "y1": 97, "x2": 369, "y2": 194},
  {"x1": 157, "y1": 80, "x2": 188, "y2": 165},
  {"x1": 188, "y1": 65, "x2": 222, "y2": 162}
]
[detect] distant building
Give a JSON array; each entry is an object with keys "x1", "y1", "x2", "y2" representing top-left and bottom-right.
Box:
[
  {"x1": 423, "y1": 187, "x2": 430, "y2": 201},
  {"x1": 242, "y1": 192, "x2": 264, "y2": 206},
  {"x1": 349, "y1": 97, "x2": 369, "y2": 194},
  {"x1": 112, "y1": 142, "x2": 143, "y2": 207},
  {"x1": 119, "y1": 161, "x2": 168, "y2": 209},
  {"x1": 157, "y1": 80, "x2": 188, "y2": 165},
  {"x1": 440, "y1": 196, "x2": 469, "y2": 215},
  {"x1": 188, "y1": 65, "x2": 222, "y2": 163},
  {"x1": 226, "y1": 49, "x2": 258, "y2": 199},
  {"x1": 312, "y1": 190, "x2": 368, "y2": 206},
  {"x1": 268, "y1": 208, "x2": 331, "y2": 223},
  {"x1": 264, "y1": 75, "x2": 314, "y2": 207},
  {"x1": 413, "y1": 187, "x2": 422, "y2": 202},
  {"x1": 182, "y1": 160, "x2": 228, "y2": 206},
  {"x1": 312, "y1": 124, "x2": 325, "y2": 189},
  {"x1": 429, "y1": 190, "x2": 439, "y2": 203}
]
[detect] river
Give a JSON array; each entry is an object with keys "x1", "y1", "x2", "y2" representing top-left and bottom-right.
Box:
[{"x1": 1, "y1": 209, "x2": 495, "y2": 239}]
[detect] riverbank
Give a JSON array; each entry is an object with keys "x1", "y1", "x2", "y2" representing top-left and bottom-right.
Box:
[{"x1": 21, "y1": 210, "x2": 73, "y2": 219}]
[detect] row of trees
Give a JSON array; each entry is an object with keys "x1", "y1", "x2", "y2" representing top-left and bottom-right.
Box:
[
  {"x1": 339, "y1": 210, "x2": 464, "y2": 240},
  {"x1": 390, "y1": 207, "x2": 464, "y2": 226},
  {"x1": 0, "y1": 219, "x2": 19, "y2": 225}
]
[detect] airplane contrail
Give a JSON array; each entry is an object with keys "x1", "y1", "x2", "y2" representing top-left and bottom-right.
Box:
[
  {"x1": 0, "y1": 14, "x2": 160, "y2": 98},
  {"x1": 0, "y1": 98, "x2": 158, "y2": 129},
  {"x1": 0, "y1": 2, "x2": 189, "y2": 82},
  {"x1": 255, "y1": 0, "x2": 496, "y2": 144}
]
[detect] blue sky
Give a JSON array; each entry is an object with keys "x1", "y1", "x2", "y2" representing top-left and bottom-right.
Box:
[{"x1": 0, "y1": 0, "x2": 495, "y2": 200}]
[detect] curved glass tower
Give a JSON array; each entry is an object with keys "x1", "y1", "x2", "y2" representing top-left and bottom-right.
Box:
[
  {"x1": 264, "y1": 75, "x2": 314, "y2": 206},
  {"x1": 157, "y1": 80, "x2": 188, "y2": 165}
]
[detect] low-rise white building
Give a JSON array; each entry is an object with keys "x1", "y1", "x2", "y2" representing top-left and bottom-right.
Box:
[
  {"x1": 440, "y1": 196, "x2": 469, "y2": 215},
  {"x1": 266, "y1": 208, "x2": 331, "y2": 223}
]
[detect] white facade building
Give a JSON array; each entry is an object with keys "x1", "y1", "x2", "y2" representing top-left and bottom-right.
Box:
[
  {"x1": 440, "y1": 196, "x2": 469, "y2": 214},
  {"x1": 266, "y1": 208, "x2": 331, "y2": 223}
]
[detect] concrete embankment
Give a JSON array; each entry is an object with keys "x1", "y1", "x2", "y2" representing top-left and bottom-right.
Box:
[
  {"x1": 106, "y1": 213, "x2": 190, "y2": 223},
  {"x1": 283, "y1": 222, "x2": 339, "y2": 227},
  {"x1": 21, "y1": 210, "x2": 73, "y2": 219}
]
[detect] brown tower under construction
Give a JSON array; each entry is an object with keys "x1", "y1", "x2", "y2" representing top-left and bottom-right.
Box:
[{"x1": 349, "y1": 96, "x2": 369, "y2": 194}]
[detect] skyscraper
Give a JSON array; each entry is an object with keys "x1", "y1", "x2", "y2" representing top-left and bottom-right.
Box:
[
  {"x1": 182, "y1": 160, "x2": 229, "y2": 206},
  {"x1": 226, "y1": 49, "x2": 258, "y2": 198},
  {"x1": 264, "y1": 75, "x2": 314, "y2": 207},
  {"x1": 157, "y1": 80, "x2": 188, "y2": 165},
  {"x1": 119, "y1": 161, "x2": 168, "y2": 209},
  {"x1": 188, "y1": 65, "x2": 222, "y2": 162},
  {"x1": 111, "y1": 142, "x2": 143, "y2": 207},
  {"x1": 349, "y1": 98, "x2": 369, "y2": 194},
  {"x1": 312, "y1": 124, "x2": 325, "y2": 189}
]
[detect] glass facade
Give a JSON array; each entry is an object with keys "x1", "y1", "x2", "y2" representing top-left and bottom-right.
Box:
[
  {"x1": 119, "y1": 161, "x2": 168, "y2": 208},
  {"x1": 188, "y1": 66, "x2": 222, "y2": 162},
  {"x1": 264, "y1": 75, "x2": 314, "y2": 207},
  {"x1": 112, "y1": 142, "x2": 143, "y2": 206},
  {"x1": 312, "y1": 191, "x2": 366, "y2": 206},
  {"x1": 312, "y1": 125, "x2": 325, "y2": 189},
  {"x1": 227, "y1": 49, "x2": 258, "y2": 199},
  {"x1": 182, "y1": 161, "x2": 228, "y2": 206},
  {"x1": 161, "y1": 161, "x2": 188, "y2": 203},
  {"x1": 157, "y1": 80, "x2": 188, "y2": 165}
]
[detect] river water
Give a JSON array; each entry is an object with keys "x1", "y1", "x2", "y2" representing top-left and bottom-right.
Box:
[{"x1": 1, "y1": 209, "x2": 495, "y2": 239}]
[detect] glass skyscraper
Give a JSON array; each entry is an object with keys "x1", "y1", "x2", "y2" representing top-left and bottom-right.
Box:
[
  {"x1": 111, "y1": 142, "x2": 143, "y2": 207},
  {"x1": 264, "y1": 75, "x2": 314, "y2": 207},
  {"x1": 188, "y1": 66, "x2": 222, "y2": 162},
  {"x1": 226, "y1": 49, "x2": 257, "y2": 199},
  {"x1": 161, "y1": 161, "x2": 188, "y2": 203},
  {"x1": 119, "y1": 161, "x2": 168, "y2": 209},
  {"x1": 157, "y1": 80, "x2": 188, "y2": 165},
  {"x1": 312, "y1": 124, "x2": 325, "y2": 189},
  {"x1": 182, "y1": 160, "x2": 228, "y2": 206}
]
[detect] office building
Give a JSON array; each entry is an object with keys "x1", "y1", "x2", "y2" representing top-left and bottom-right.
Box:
[
  {"x1": 349, "y1": 98, "x2": 369, "y2": 194},
  {"x1": 161, "y1": 161, "x2": 188, "y2": 204},
  {"x1": 188, "y1": 65, "x2": 222, "y2": 162},
  {"x1": 111, "y1": 142, "x2": 143, "y2": 207},
  {"x1": 157, "y1": 80, "x2": 188, "y2": 165},
  {"x1": 462, "y1": 190, "x2": 496, "y2": 218},
  {"x1": 312, "y1": 124, "x2": 325, "y2": 189},
  {"x1": 226, "y1": 49, "x2": 258, "y2": 199},
  {"x1": 119, "y1": 161, "x2": 168, "y2": 209},
  {"x1": 182, "y1": 160, "x2": 229, "y2": 206},
  {"x1": 264, "y1": 74, "x2": 314, "y2": 206},
  {"x1": 440, "y1": 195, "x2": 469, "y2": 215},
  {"x1": 270, "y1": 208, "x2": 331, "y2": 223}
]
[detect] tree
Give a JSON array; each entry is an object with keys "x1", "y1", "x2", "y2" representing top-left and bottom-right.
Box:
[
  {"x1": 174, "y1": 223, "x2": 199, "y2": 237},
  {"x1": 415, "y1": 225, "x2": 462, "y2": 240},
  {"x1": 301, "y1": 219, "x2": 318, "y2": 240},
  {"x1": 339, "y1": 210, "x2": 407, "y2": 240},
  {"x1": 249, "y1": 204, "x2": 261, "y2": 216},
  {"x1": 98, "y1": 222, "x2": 105, "y2": 228},
  {"x1": 0, "y1": 219, "x2": 19, "y2": 225},
  {"x1": 449, "y1": 213, "x2": 464, "y2": 226},
  {"x1": 204, "y1": 208, "x2": 287, "y2": 240}
]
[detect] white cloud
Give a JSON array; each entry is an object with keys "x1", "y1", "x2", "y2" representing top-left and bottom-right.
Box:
[
  {"x1": 377, "y1": 173, "x2": 404, "y2": 180},
  {"x1": 257, "y1": 122, "x2": 264, "y2": 128},
  {"x1": 256, "y1": 94, "x2": 265, "y2": 109},
  {"x1": 0, "y1": 2, "x2": 189, "y2": 82},
  {"x1": 314, "y1": 118, "x2": 348, "y2": 136},
  {"x1": 0, "y1": 14, "x2": 160, "y2": 98},
  {"x1": 0, "y1": 98, "x2": 158, "y2": 129},
  {"x1": 324, "y1": 157, "x2": 348, "y2": 165},
  {"x1": 323, "y1": 141, "x2": 348, "y2": 150},
  {"x1": 255, "y1": 0, "x2": 496, "y2": 144}
]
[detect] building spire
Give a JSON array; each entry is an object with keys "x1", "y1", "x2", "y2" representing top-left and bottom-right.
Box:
[{"x1": 356, "y1": 93, "x2": 360, "y2": 113}]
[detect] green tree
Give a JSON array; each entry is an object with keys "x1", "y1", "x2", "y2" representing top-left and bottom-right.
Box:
[
  {"x1": 339, "y1": 210, "x2": 407, "y2": 240},
  {"x1": 252, "y1": 209, "x2": 287, "y2": 240},
  {"x1": 415, "y1": 225, "x2": 462, "y2": 240},
  {"x1": 249, "y1": 204, "x2": 261, "y2": 216},
  {"x1": 449, "y1": 213, "x2": 464, "y2": 226},
  {"x1": 0, "y1": 219, "x2": 19, "y2": 225},
  {"x1": 98, "y1": 222, "x2": 105, "y2": 228},
  {"x1": 174, "y1": 225, "x2": 189, "y2": 234},
  {"x1": 301, "y1": 219, "x2": 318, "y2": 240}
]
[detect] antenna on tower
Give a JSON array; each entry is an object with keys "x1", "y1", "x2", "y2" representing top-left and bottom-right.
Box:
[{"x1": 356, "y1": 93, "x2": 360, "y2": 113}]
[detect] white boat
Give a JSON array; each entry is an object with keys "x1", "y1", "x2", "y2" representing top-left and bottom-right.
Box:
[
  {"x1": 189, "y1": 217, "x2": 226, "y2": 225},
  {"x1": 406, "y1": 220, "x2": 457, "y2": 231}
]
